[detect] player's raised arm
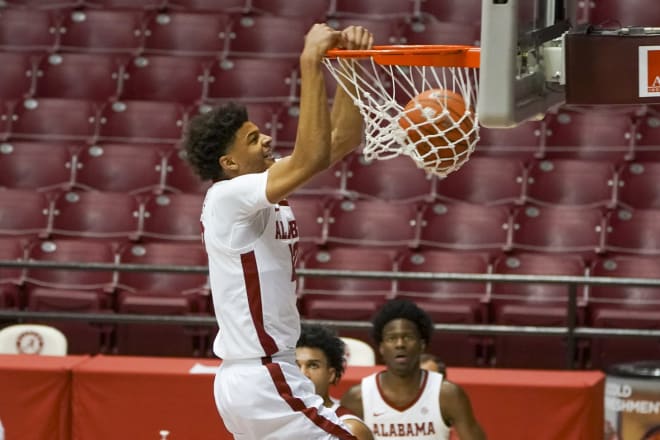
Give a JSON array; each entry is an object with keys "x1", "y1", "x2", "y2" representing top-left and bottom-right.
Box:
[
  {"x1": 265, "y1": 23, "x2": 341, "y2": 203},
  {"x1": 329, "y1": 25, "x2": 373, "y2": 165}
]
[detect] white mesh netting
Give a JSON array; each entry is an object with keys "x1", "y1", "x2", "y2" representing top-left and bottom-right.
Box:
[{"x1": 323, "y1": 55, "x2": 479, "y2": 177}]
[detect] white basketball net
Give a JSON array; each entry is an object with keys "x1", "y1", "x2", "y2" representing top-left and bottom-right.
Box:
[{"x1": 323, "y1": 55, "x2": 479, "y2": 177}]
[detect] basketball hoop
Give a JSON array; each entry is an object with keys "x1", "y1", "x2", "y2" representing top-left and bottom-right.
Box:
[{"x1": 324, "y1": 45, "x2": 481, "y2": 177}]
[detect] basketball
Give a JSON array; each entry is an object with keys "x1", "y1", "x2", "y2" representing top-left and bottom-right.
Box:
[{"x1": 398, "y1": 88, "x2": 475, "y2": 173}]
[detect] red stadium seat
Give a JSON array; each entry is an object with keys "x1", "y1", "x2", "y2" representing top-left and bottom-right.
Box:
[
  {"x1": 525, "y1": 159, "x2": 618, "y2": 209},
  {"x1": 510, "y1": 205, "x2": 606, "y2": 259},
  {"x1": 50, "y1": 190, "x2": 142, "y2": 242},
  {"x1": 8, "y1": 98, "x2": 101, "y2": 143},
  {"x1": 250, "y1": 0, "x2": 330, "y2": 19},
  {"x1": 587, "y1": 255, "x2": 660, "y2": 368},
  {"x1": 630, "y1": 114, "x2": 660, "y2": 160},
  {"x1": 0, "y1": 237, "x2": 26, "y2": 308},
  {"x1": 0, "y1": 52, "x2": 39, "y2": 100},
  {"x1": 287, "y1": 197, "x2": 328, "y2": 245},
  {"x1": 143, "y1": 11, "x2": 231, "y2": 57},
  {"x1": 0, "y1": 141, "x2": 76, "y2": 191},
  {"x1": 58, "y1": 9, "x2": 147, "y2": 54},
  {"x1": 34, "y1": 53, "x2": 123, "y2": 101},
  {"x1": 166, "y1": 0, "x2": 248, "y2": 13},
  {"x1": 328, "y1": 0, "x2": 413, "y2": 20},
  {"x1": 119, "y1": 55, "x2": 210, "y2": 105},
  {"x1": 226, "y1": 15, "x2": 314, "y2": 59},
  {"x1": 206, "y1": 57, "x2": 298, "y2": 104},
  {"x1": 418, "y1": 202, "x2": 512, "y2": 255},
  {"x1": 489, "y1": 253, "x2": 588, "y2": 369},
  {"x1": 476, "y1": 120, "x2": 545, "y2": 160},
  {"x1": 162, "y1": 147, "x2": 212, "y2": 194},
  {"x1": 587, "y1": 0, "x2": 660, "y2": 27},
  {"x1": 603, "y1": 208, "x2": 660, "y2": 256},
  {"x1": 114, "y1": 241, "x2": 208, "y2": 356},
  {"x1": 540, "y1": 109, "x2": 635, "y2": 161},
  {"x1": 5, "y1": 0, "x2": 84, "y2": 7},
  {"x1": 141, "y1": 193, "x2": 204, "y2": 242},
  {"x1": 97, "y1": 100, "x2": 186, "y2": 144},
  {"x1": 396, "y1": 249, "x2": 490, "y2": 366},
  {"x1": 617, "y1": 161, "x2": 660, "y2": 209},
  {"x1": 295, "y1": 159, "x2": 347, "y2": 199},
  {"x1": 344, "y1": 154, "x2": 434, "y2": 203},
  {"x1": 24, "y1": 238, "x2": 116, "y2": 292},
  {"x1": 84, "y1": 0, "x2": 165, "y2": 8},
  {"x1": 402, "y1": 18, "x2": 480, "y2": 46},
  {"x1": 325, "y1": 199, "x2": 421, "y2": 249},
  {"x1": 435, "y1": 157, "x2": 526, "y2": 206},
  {"x1": 418, "y1": 0, "x2": 481, "y2": 23},
  {"x1": 0, "y1": 8, "x2": 61, "y2": 52},
  {"x1": 73, "y1": 143, "x2": 168, "y2": 194},
  {"x1": 0, "y1": 188, "x2": 54, "y2": 239}
]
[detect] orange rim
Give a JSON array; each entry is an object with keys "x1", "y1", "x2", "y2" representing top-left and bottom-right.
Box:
[{"x1": 325, "y1": 45, "x2": 480, "y2": 68}]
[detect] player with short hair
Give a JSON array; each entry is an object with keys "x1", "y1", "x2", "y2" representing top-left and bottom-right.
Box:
[
  {"x1": 184, "y1": 23, "x2": 373, "y2": 439},
  {"x1": 296, "y1": 324, "x2": 374, "y2": 440},
  {"x1": 341, "y1": 299, "x2": 486, "y2": 440}
]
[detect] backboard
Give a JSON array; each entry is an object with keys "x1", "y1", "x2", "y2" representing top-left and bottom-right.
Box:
[{"x1": 478, "y1": 0, "x2": 577, "y2": 128}]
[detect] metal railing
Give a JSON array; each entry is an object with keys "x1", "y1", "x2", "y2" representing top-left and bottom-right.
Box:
[{"x1": 1, "y1": 259, "x2": 660, "y2": 369}]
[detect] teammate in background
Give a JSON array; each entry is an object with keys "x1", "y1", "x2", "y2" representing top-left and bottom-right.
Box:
[
  {"x1": 341, "y1": 299, "x2": 486, "y2": 440},
  {"x1": 296, "y1": 324, "x2": 374, "y2": 440},
  {"x1": 420, "y1": 353, "x2": 447, "y2": 376},
  {"x1": 184, "y1": 22, "x2": 373, "y2": 439}
]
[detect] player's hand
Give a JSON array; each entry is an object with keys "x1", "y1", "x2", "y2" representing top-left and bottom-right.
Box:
[
  {"x1": 339, "y1": 25, "x2": 374, "y2": 50},
  {"x1": 302, "y1": 23, "x2": 342, "y2": 61}
]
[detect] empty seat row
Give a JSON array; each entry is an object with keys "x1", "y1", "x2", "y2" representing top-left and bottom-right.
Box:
[
  {"x1": 0, "y1": 141, "x2": 209, "y2": 194},
  {"x1": 0, "y1": 7, "x2": 476, "y2": 58},
  {"x1": 297, "y1": 247, "x2": 660, "y2": 369},
  {"x1": 0, "y1": 188, "x2": 204, "y2": 243},
  {"x1": 1, "y1": 0, "x2": 483, "y2": 24}
]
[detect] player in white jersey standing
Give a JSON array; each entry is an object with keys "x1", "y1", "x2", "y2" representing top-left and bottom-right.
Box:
[
  {"x1": 183, "y1": 22, "x2": 373, "y2": 440},
  {"x1": 341, "y1": 300, "x2": 486, "y2": 440},
  {"x1": 296, "y1": 324, "x2": 374, "y2": 440}
]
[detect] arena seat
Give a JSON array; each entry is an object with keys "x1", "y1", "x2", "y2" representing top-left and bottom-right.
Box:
[
  {"x1": 49, "y1": 190, "x2": 142, "y2": 242},
  {"x1": 119, "y1": 55, "x2": 210, "y2": 105},
  {"x1": 73, "y1": 143, "x2": 168, "y2": 194},
  {"x1": 328, "y1": 0, "x2": 414, "y2": 20},
  {"x1": 510, "y1": 205, "x2": 606, "y2": 259},
  {"x1": 418, "y1": 202, "x2": 512, "y2": 256},
  {"x1": 476, "y1": 120, "x2": 545, "y2": 160},
  {"x1": 402, "y1": 18, "x2": 480, "y2": 46},
  {"x1": 8, "y1": 98, "x2": 100, "y2": 143},
  {"x1": 84, "y1": 0, "x2": 165, "y2": 8},
  {"x1": 0, "y1": 237, "x2": 26, "y2": 310},
  {"x1": 34, "y1": 53, "x2": 124, "y2": 101},
  {"x1": 344, "y1": 154, "x2": 434, "y2": 203},
  {"x1": 617, "y1": 161, "x2": 660, "y2": 209},
  {"x1": 143, "y1": 11, "x2": 231, "y2": 57},
  {"x1": 540, "y1": 109, "x2": 635, "y2": 161},
  {"x1": 141, "y1": 193, "x2": 203, "y2": 242},
  {"x1": 161, "y1": 147, "x2": 212, "y2": 194},
  {"x1": 295, "y1": 159, "x2": 347, "y2": 199},
  {"x1": 586, "y1": 0, "x2": 660, "y2": 27},
  {"x1": 525, "y1": 159, "x2": 618, "y2": 209},
  {"x1": 603, "y1": 208, "x2": 660, "y2": 256},
  {"x1": 166, "y1": 0, "x2": 248, "y2": 13},
  {"x1": 0, "y1": 8, "x2": 61, "y2": 52},
  {"x1": 434, "y1": 157, "x2": 526, "y2": 206},
  {"x1": 58, "y1": 9, "x2": 147, "y2": 54},
  {"x1": 226, "y1": 15, "x2": 314, "y2": 59},
  {"x1": 489, "y1": 253, "x2": 588, "y2": 369},
  {"x1": 0, "y1": 52, "x2": 39, "y2": 101},
  {"x1": 287, "y1": 196, "x2": 328, "y2": 245},
  {"x1": 0, "y1": 141, "x2": 76, "y2": 191},
  {"x1": 0, "y1": 188, "x2": 54, "y2": 239},
  {"x1": 97, "y1": 100, "x2": 186, "y2": 144},
  {"x1": 250, "y1": 0, "x2": 330, "y2": 19},
  {"x1": 206, "y1": 57, "x2": 298, "y2": 104},
  {"x1": 417, "y1": 0, "x2": 481, "y2": 23},
  {"x1": 587, "y1": 255, "x2": 660, "y2": 368},
  {"x1": 396, "y1": 249, "x2": 490, "y2": 366},
  {"x1": 630, "y1": 114, "x2": 660, "y2": 160},
  {"x1": 325, "y1": 199, "x2": 421, "y2": 249},
  {"x1": 0, "y1": 323, "x2": 68, "y2": 356}
]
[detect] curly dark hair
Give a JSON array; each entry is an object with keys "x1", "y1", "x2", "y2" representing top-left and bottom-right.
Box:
[
  {"x1": 297, "y1": 324, "x2": 347, "y2": 382},
  {"x1": 183, "y1": 102, "x2": 248, "y2": 181},
  {"x1": 371, "y1": 299, "x2": 433, "y2": 345}
]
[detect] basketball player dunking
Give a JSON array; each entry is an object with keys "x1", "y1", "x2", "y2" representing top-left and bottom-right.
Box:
[
  {"x1": 183, "y1": 23, "x2": 373, "y2": 439},
  {"x1": 341, "y1": 300, "x2": 486, "y2": 440}
]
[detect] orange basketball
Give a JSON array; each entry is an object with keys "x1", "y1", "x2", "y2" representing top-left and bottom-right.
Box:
[{"x1": 398, "y1": 88, "x2": 475, "y2": 173}]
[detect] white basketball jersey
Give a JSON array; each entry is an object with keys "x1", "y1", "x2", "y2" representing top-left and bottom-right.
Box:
[
  {"x1": 362, "y1": 370, "x2": 451, "y2": 440},
  {"x1": 201, "y1": 170, "x2": 300, "y2": 360}
]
